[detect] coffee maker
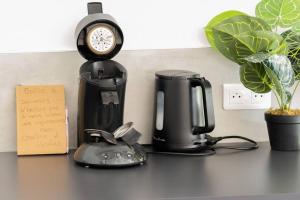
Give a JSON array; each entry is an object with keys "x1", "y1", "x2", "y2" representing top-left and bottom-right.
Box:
[{"x1": 74, "y1": 2, "x2": 146, "y2": 167}]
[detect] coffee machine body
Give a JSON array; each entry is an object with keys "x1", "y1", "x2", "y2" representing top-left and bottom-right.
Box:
[
  {"x1": 74, "y1": 2, "x2": 147, "y2": 167},
  {"x1": 153, "y1": 70, "x2": 215, "y2": 152},
  {"x1": 77, "y1": 60, "x2": 127, "y2": 146}
]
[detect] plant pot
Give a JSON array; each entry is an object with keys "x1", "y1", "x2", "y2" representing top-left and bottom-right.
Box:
[{"x1": 265, "y1": 113, "x2": 300, "y2": 151}]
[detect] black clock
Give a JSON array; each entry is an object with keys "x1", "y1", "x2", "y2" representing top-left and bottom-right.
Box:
[{"x1": 75, "y1": 3, "x2": 124, "y2": 61}]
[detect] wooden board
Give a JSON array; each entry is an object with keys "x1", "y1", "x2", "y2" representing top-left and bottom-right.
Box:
[{"x1": 16, "y1": 85, "x2": 68, "y2": 155}]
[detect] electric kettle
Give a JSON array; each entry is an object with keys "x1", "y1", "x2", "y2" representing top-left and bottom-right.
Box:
[{"x1": 152, "y1": 70, "x2": 215, "y2": 152}]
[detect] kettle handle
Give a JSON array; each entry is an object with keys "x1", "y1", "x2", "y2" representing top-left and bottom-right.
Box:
[{"x1": 191, "y1": 78, "x2": 215, "y2": 134}]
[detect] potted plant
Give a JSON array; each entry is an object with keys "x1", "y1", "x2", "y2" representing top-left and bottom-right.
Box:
[{"x1": 205, "y1": 0, "x2": 300, "y2": 150}]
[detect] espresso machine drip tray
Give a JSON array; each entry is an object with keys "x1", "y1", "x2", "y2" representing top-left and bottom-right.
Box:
[
  {"x1": 74, "y1": 122, "x2": 147, "y2": 168},
  {"x1": 74, "y1": 142, "x2": 146, "y2": 168}
]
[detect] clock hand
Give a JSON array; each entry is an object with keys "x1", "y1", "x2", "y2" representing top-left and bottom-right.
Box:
[{"x1": 103, "y1": 38, "x2": 112, "y2": 43}]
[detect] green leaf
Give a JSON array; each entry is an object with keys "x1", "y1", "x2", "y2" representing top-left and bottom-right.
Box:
[
  {"x1": 205, "y1": 10, "x2": 247, "y2": 49},
  {"x1": 243, "y1": 53, "x2": 271, "y2": 63},
  {"x1": 213, "y1": 15, "x2": 287, "y2": 64},
  {"x1": 282, "y1": 29, "x2": 300, "y2": 49},
  {"x1": 263, "y1": 55, "x2": 295, "y2": 87},
  {"x1": 271, "y1": 36, "x2": 289, "y2": 55},
  {"x1": 263, "y1": 55, "x2": 295, "y2": 106},
  {"x1": 265, "y1": 66, "x2": 292, "y2": 106},
  {"x1": 256, "y1": 0, "x2": 300, "y2": 29},
  {"x1": 292, "y1": 22, "x2": 300, "y2": 34},
  {"x1": 240, "y1": 62, "x2": 272, "y2": 93},
  {"x1": 281, "y1": 30, "x2": 300, "y2": 80}
]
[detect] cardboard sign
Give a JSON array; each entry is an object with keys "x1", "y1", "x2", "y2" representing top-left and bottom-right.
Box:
[{"x1": 16, "y1": 85, "x2": 68, "y2": 155}]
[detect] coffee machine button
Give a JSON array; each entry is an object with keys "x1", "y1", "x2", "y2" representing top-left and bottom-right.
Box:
[
  {"x1": 102, "y1": 153, "x2": 109, "y2": 159},
  {"x1": 127, "y1": 154, "x2": 132, "y2": 158}
]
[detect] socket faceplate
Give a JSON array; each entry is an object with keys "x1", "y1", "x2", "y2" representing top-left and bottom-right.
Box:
[{"x1": 223, "y1": 84, "x2": 271, "y2": 110}]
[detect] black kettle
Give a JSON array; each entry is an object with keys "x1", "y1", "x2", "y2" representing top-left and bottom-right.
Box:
[{"x1": 152, "y1": 70, "x2": 215, "y2": 152}]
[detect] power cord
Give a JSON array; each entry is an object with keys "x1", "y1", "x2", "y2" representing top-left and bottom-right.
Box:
[
  {"x1": 147, "y1": 148, "x2": 216, "y2": 156},
  {"x1": 147, "y1": 135, "x2": 258, "y2": 156},
  {"x1": 205, "y1": 135, "x2": 259, "y2": 150}
]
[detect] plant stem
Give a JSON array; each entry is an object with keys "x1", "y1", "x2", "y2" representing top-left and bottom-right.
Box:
[
  {"x1": 289, "y1": 80, "x2": 300, "y2": 108},
  {"x1": 292, "y1": 80, "x2": 300, "y2": 98},
  {"x1": 272, "y1": 88, "x2": 282, "y2": 109}
]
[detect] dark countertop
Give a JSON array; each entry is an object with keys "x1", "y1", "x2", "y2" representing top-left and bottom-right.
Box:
[{"x1": 1, "y1": 142, "x2": 300, "y2": 200}]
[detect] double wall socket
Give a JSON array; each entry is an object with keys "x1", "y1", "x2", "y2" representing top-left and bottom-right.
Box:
[{"x1": 223, "y1": 84, "x2": 271, "y2": 110}]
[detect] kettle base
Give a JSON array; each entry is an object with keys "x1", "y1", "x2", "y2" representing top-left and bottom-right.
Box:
[{"x1": 152, "y1": 138, "x2": 209, "y2": 153}]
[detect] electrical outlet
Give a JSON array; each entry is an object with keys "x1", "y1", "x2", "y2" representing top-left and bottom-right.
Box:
[
  {"x1": 229, "y1": 89, "x2": 251, "y2": 104},
  {"x1": 251, "y1": 93, "x2": 270, "y2": 104},
  {"x1": 223, "y1": 84, "x2": 271, "y2": 110}
]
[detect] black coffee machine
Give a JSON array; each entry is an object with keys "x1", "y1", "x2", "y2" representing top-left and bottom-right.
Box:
[
  {"x1": 74, "y1": 2, "x2": 146, "y2": 167},
  {"x1": 153, "y1": 70, "x2": 215, "y2": 152}
]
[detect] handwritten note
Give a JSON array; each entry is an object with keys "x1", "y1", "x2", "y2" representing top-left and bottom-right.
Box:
[{"x1": 16, "y1": 85, "x2": 68, "y2": 155}]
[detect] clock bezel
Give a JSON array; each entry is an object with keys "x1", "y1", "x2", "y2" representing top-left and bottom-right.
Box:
[{"x1": 86, "y1": 24, "x2": 117, "y2": 55}]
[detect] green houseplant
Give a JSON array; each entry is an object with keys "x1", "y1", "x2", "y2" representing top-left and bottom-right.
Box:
[{"x1": 205, "y1": 0, "x2": 300, "y2": 150}]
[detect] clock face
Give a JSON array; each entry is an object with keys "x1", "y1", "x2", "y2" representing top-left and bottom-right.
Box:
[{"x1": 87, "y1": 24, "x2": 116, "y2": 55}]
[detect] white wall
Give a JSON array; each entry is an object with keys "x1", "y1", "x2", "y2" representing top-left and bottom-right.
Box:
[{"x1": 0, "y1": 0, "x2": 260, "y2": 53}]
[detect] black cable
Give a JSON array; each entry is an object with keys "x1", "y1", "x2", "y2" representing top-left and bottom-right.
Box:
[
  {"x1": 147, "y1": 148, "x2": 216, "y2": 156},
  {"x1": 206, "y1": 135, "x2": 259, "y2": 150}
]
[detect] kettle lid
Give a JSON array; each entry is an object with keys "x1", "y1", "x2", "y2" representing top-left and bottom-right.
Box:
[{"x1": 155, "y1": 70, "x2": 200, "y2": 80}]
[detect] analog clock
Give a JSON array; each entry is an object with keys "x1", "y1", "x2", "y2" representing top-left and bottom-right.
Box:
[{"x1": 86, "y1": 24, "x2": 116, "y2": 55}]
